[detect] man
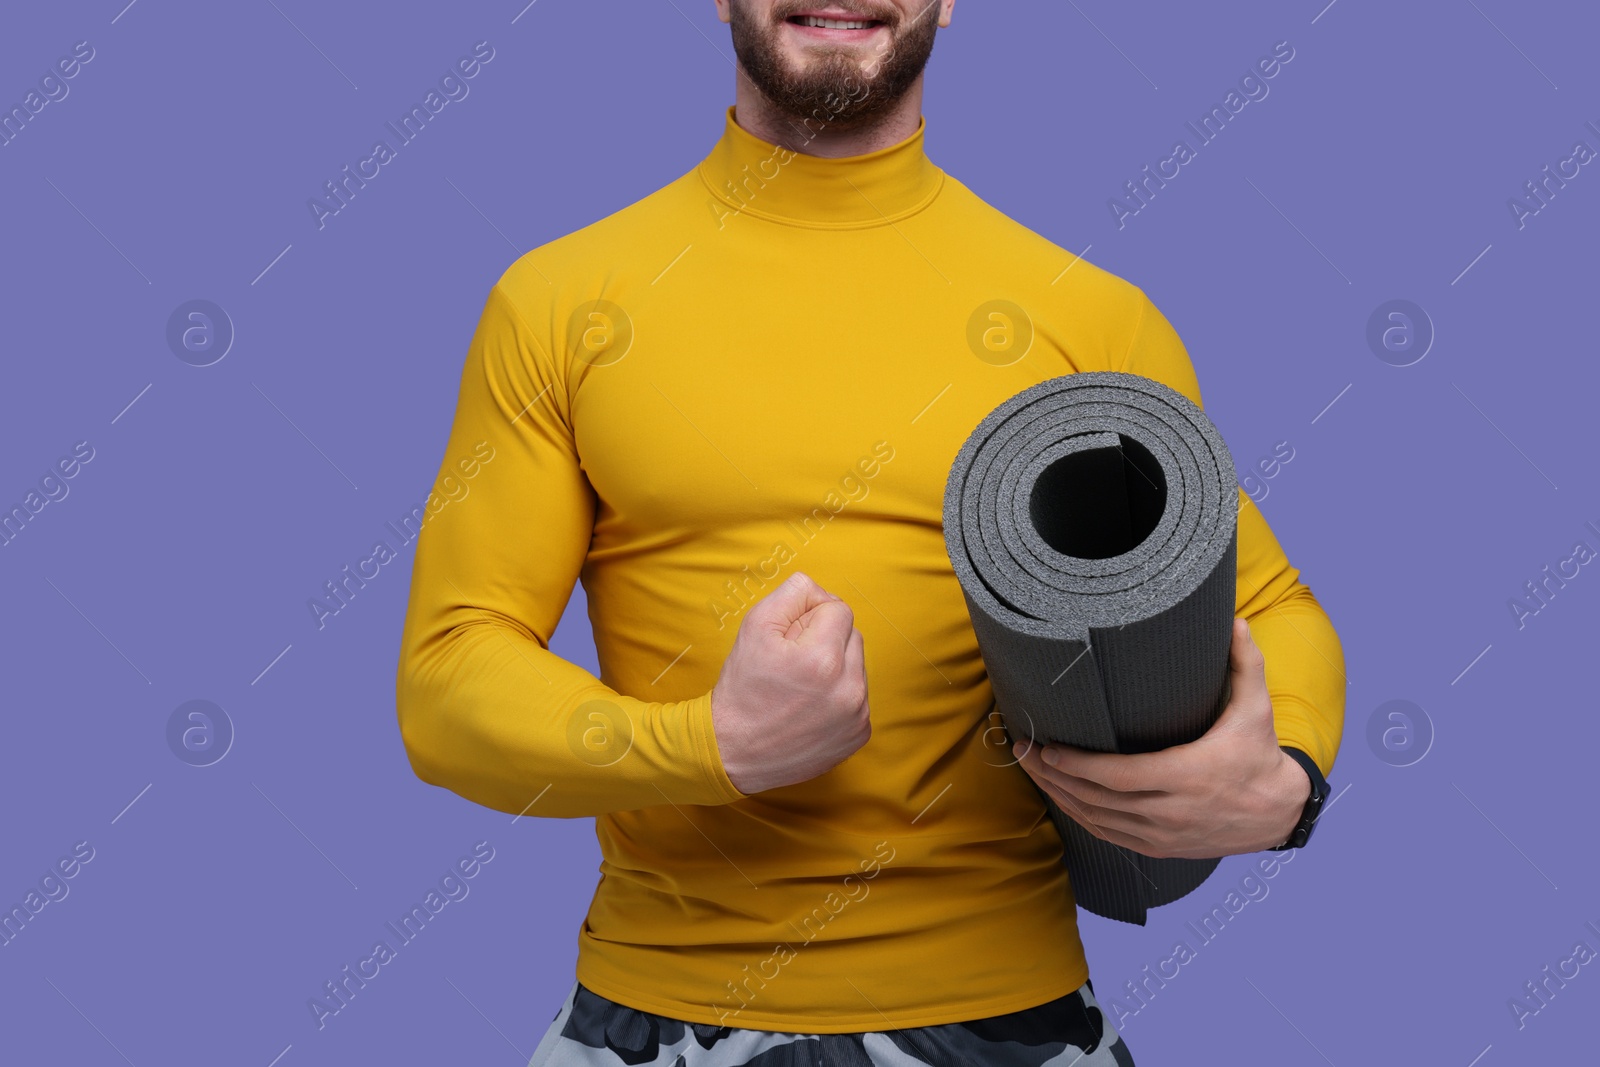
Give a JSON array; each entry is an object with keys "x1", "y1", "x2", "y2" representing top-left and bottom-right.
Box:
[{"x1": 395, "y1": 2, "x2": 1346, "y2": 1063}]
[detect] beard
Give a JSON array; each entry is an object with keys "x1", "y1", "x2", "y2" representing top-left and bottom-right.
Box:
[{"x1": 728, "y1": 0, "x2": 941, "y2": 133}]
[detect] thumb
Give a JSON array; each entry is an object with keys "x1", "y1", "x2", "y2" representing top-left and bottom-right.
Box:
[
  {"x1": 1230, "y1": 617, "x2": 1265, "y2": 675},
  {"x1": 1217, "y1": 617, "x2": 1272, "y2": 732}
]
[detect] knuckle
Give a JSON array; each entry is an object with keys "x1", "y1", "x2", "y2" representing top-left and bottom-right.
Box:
[
  {"x1": 839, "y1": 675, "x2": 867, "y2": 708},
  {"x1": 807, "y1": 648, "x2": 842, "y2": 681}
]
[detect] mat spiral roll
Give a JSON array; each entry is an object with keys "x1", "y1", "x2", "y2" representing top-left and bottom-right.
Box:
[{"x1": 942, "y1": 371, "x2": 1239, "y2": 925}]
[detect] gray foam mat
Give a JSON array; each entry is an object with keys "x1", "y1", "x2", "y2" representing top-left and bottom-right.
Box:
[{"x1": 941, "y1": 371, "x2": 1239, "y2": 925}]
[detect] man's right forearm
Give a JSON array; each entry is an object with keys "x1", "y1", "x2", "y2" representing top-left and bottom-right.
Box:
[
  {"x1": 393, "y1": 278, "x2": 750, "y2": 819},
  {"x1": 395, "y1": 615, "x2": 748, "y2": 817}
]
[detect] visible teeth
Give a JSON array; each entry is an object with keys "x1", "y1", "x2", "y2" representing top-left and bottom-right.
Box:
[{"x1": 797, "y1": 15, "x2": 875, "y2": 29}]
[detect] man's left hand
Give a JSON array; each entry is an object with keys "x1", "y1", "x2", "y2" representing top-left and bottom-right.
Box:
[{"x1": 1012, "y1": 617, "x2": 1310, "y2": 859}]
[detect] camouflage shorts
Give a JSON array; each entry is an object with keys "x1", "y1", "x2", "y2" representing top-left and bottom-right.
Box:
[{"x1": 526, "y1": 979, "x2": 1135, "y2": 1066}]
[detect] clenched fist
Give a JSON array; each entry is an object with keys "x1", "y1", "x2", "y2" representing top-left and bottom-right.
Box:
[{"x1": 709, "y1": 571, "x2": 871, "y2": 795}]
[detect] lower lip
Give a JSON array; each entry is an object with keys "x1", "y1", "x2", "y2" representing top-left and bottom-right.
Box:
[{"x1": 784, "y1": 19, "x2": 886, "y2": 40}]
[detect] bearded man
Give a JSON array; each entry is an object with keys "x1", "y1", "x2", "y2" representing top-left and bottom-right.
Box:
[{"x1": 395, "y1": 3, "x2": 1345, "y2": 1064}]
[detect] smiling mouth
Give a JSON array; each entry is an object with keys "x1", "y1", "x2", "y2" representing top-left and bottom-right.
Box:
[{"x1": 786, "y1": 14, "x2": 887, "y2": 31}]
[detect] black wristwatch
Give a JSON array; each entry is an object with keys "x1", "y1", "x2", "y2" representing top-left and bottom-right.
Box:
[{"x1": 1269, "y1": 746, "x2": 1329, "y2": 850}]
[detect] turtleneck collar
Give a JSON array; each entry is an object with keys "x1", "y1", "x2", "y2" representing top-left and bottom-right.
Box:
[{"x1": 697, "y1": 104, "x2": 944, "y2": 229}]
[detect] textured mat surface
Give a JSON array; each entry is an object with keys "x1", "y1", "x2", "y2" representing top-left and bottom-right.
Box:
[{"x1": 942, "y1": 371, "x2": 1239, "y2": 925}]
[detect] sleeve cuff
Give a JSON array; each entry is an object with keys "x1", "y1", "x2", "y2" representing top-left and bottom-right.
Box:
[{"x1": 686, "y1": 689, "x2": 749, "y2": 805}]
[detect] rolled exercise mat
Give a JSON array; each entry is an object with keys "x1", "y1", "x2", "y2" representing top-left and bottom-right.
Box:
[{"x1": 941, "y1": 370, "x2": 1238, "y2": 926}]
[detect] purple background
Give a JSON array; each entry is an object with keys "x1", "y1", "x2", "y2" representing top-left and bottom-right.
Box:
[{"x1": 2, "y1": 1, "x2": 1596, "y2": 1064}]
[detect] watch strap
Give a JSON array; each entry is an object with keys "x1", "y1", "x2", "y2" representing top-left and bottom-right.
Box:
[{"x1": 1269, "y1": 745, "x2": 1329, "y2": 850}]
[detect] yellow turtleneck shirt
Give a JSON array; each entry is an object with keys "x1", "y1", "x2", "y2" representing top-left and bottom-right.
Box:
[{"x1": 395, "y1": 105, "x2": 1345, "y2": 1032}]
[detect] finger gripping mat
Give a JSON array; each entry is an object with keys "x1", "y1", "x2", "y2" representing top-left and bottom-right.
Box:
[{"x1": 941, "y1": 371, "x2": 1239, "y2": 925}]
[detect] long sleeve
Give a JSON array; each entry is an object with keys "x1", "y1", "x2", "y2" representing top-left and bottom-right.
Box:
[
  {"x1": 1117, "y1": 291, "x2": 1346, "y2": 778},
  {"x1": 393, "y1": 279, "x2": 749, "y2": 817}
]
